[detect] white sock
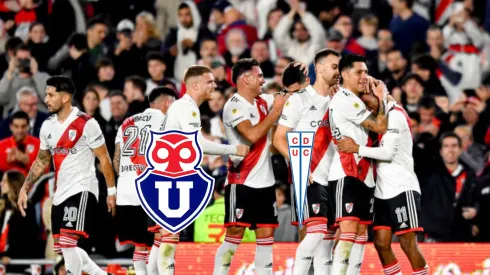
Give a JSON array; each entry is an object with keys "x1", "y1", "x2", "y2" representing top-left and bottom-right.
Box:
[
  {"x1": 293, "y1": 223, "x2": 326, "y2": 275},
  {"x1": 60, "y1": 235, "x2": 82, "y2": 275},
  {"x1": 313, "y1": 229, "x2": 336, "y2": 275},
  {"x1": 332, "y1": 232, "x2": 356, "y2": 275},
  {"x1": 53, "y1": 241, "x2": 62, "y2": 255},
  {"x1": 255, "y1": 237, "x2": 274, "y2": 275},
  {"x1": 77, "y1": 247, "x2": 106, "y2": 275},
  {"x1": 147, "y1": 240, "x2": 161, "y2": 275},
  {"x1": 133, "y1": 250, "x2": 149, "y2": 275},
  {"x1": 213, "y1": 235, "x2": 242, "y2": 275},
  {"x1": 346, "y1": 234, "x2": 367, "y2": 275},
  {"x1": 157, "y1": 234, "x2": 179, "y2": 275}
]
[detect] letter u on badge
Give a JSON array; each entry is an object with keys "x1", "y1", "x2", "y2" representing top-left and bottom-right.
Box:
[{"x1": 286, "y1": 131, "x2": 315, "y2": 228}]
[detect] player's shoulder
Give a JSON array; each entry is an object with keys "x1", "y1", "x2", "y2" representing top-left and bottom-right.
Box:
[
  {"x1": 75, "y1": 110, "x2": 91, "y2": 121},
  {"x1": 389, "y1": 106, "x2": 410, "y2": 126},
  {"x1": 224, "y1": 94, "x2": 244, "y2": 110}
]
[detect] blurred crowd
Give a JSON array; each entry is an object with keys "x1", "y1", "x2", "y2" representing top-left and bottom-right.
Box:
[{"x1": 0, "y1": 0, "x2": 488, "y2": 266}]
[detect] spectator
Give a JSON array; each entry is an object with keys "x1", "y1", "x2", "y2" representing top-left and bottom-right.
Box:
[
  {"x1": 65, "y1": 33, "x2": 97, "y2": 103},
  {"x1": 259, "y1": 7, "x2": 284, "y2": 40},
  {"x1": 273, "y1": 56, "x2": 294, "y2": 87},
  {"x1": 426, "y1": 25, "x2": 445, "y2": 62},
  {"x1": 197, "y1": 38, "x2": 223, "y2": 68},
  {"x1": 0, "y1": 37, "x2": 23, "y2": 76},
  {"x1": 132, "y1": 11, "x2": 163, "y2": 64},
  {"x1": 200, "y1": 116, "x2": 227, "y2": 177},
  {"x1": 473, "y1": 157, "x2": 490, "y2": 241},
  {"x1": 384, "y1": 48, "x2": 409, "y2": 93},
  {"x1": 273, "y1": 0, "x2": 325, "y2": 65},
  {"x1": 110, "y1": 19, "x2": 141, "y2": 82},
  {"x1": 26, "y1": 22, "x2": 51, "y2": 73},
  {"x1": 389, "y1": 0, "x2": 429, "y2": 56},
  {"x1": 145, "y1": 52, "x2": 169, "y2": 96},
  {"x1": 0, "y1": 86, "x2": 49, "y2": 139},
  {"x1": 273, "y1": 184, "x2": 297, "y2": 242},
  {"x1": 123, "y1": 75, "x2": 149, "y2": 116},
  {"x1": 325, "y1": 29, "x2": 345, "y2": 55},
  {"x1": 333, "y1": 15, "x2": 365, "y2": 56},
  {"x1": 104, "y1": 91, "x2": 129, "y2": 157},
  {"x1": 442, "y1": 2, "x2": 484, "y2": 50},
  {"x1": 250, "y1": 40, "x2": 274, "y2": 79},
  {"x1": 367, "y1": 29, "x2": 394, "y2": 79},
  {"x1": 208, "y1": 91, "x2": 226, "y2": 138},
  {"x1": 210, "y1": 60, "x2": 232, "y2": 93},
  {"x1": 398, "y1": 73, "x2": 425, "y2": 113},
  {"x1": 79, "y1": 88, "x2": 107, "y2": 131},
  {"x1": 357, "y1": 15, "x2": 379, "y2": 51},
  {"x1": 0, "y1": 111, "x2": 40, "y2": 176},
  {"x1": 421, "y1": 132, "x2": 477, "y2": 242},
  {"x1": 95, "y1": 58, "x2": 120, "y2": 91},
  {"x1": 411, "y1": 54, "x2": 447, "y2": 97},
  {"x1": 0, "y1": 170, "x2": 41, "y2": 272},
  {"x1": 163, "y1": 1, "x2": 213, "y2": 81},
  {"x1": 264, "y1": 82, "x2": 282, "y2": 95},
  {"x1": 0, "y1": 44, "x2": 48, "y2": 118},
  {"x1": 223, "y1": 28, "x2": 251, "y2": 67},
  {"x1": 454, "y1": 125, "x2": 487, "y2": 174},
  {"x1": 90, "y1": 83, "x2": 111, "y2": 122}
]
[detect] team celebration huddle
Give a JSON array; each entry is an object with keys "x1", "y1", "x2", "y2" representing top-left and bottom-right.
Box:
[{"x1": 15, "y1": 48, "x2": 427, "y2": 275}]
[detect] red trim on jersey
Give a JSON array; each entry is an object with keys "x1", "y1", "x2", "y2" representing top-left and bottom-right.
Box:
[
  {"x1": 121, "y1": 118, "x2": 147, "y2": 176},
  {"x1": 393, "y1": 106, "x2": 412, "y2": 133},
  {"x1": 60, "y1": 228, "x2": 89, "y2": 238},
  {"x1": 448, "y1": 44, "x2": 480, "y2": 54},
  {"x1": 435, "y1": 0, "x2": 453, "y2": 22},
  {"x1": 53, "y1": 116, "x2": 89, "y2": 184},
  {"x1": 147, "y1": 225, "x2": 161, "y2": 232},
  {"x1": 394, "y1": 227, "x2": 424, "y2": 236},
  {"x1": 227, "y1": 96, "x2": 268, "y2": 184},
  {"x1": 359, "y1": 220, "x2": 373, "y2": 225},
  {"x1": 120, "y1": 240, "x2": 148, "y2": 247},
  {"x1": 373, "y1": 226, "x2": 392, "y2": 231},
  {"x1": 256, "y1": 223, "x2": 279, "y2": 228},
  {"x1": 224, "y1": 222, "x2": 252, "y2": 228},
  {"x1": 304, "y1": 217, "x2": 328, "y2": 225},
  {"x1": 53, "y1": 234, "x2": 61, "y2": 239},
  {"x1": 310, "y1": 110, "x2": 333, "y2": 173},
  {"x1": 0, "y1": 224, "x2": 9, "y2": 253}
]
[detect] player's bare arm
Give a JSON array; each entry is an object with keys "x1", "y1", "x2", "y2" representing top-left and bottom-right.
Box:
[
  {"x1": 360, "y1": 100, "x2": 387, "y2": 134},
  {"x1": 337, "y1": 136, "x2": 360, "y2": 154},
  {"x1": 18, "y1": 149, "x2": 51, "y2": 216},
  {"x1": 272, "y1": 124, "x2": 293, "y2": 162},
  {"x1": 113, "y1": 143, "x2": 121, "y2": 176},
  {"x1": 235, "y1": 93, "x2": 290, "y2": 143},
  {"x1": 92, "y1": 144, "x2": 116, "y2": 216}
]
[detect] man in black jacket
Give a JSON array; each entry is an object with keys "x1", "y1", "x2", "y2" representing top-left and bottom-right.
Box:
[{"x1": 420, "y1": 132, "x2": 477, "y2": 242}]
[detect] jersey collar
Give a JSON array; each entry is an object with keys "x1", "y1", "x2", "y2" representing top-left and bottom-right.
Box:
[
  {"x1": 144, "y1": 108, "x2": 163, "y2": 115},
  {"x1": 233, "y1": 93, "x2": 254, "y2": 107},
  {"x1": 53, "y1": 106, "x2": 79, "y2": 124}
]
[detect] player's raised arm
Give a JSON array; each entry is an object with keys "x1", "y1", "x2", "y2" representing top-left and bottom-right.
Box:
[
  {"x1": 18, "y1": 148, "x2": 51, "y2": 217},
  {"x1": 359, "y1": 79, "x2": 388, "y2": 134}
]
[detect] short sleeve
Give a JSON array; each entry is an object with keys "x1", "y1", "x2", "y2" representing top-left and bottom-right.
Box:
[
  {"x1": 84, "y1": 118, "x2": 105, "y2": 149},
  {"x1": 278, "y1": 94, "x2": 302, "y2": 129},
  {"x1": 339, "y1": 96, "x2": 371, "y2": 125},
  {"x1": 39, "y1": 123, "x2": 49, "y2": 150},
  {"x1": 164, "y1": 103, "x2": 201, "y2": 131},
  {"x1": 115, "y1": 125, "x2": 123, "y2": 145},
  {"x1": 223, "y1": 100, "x2": 249, "y2": 128}
]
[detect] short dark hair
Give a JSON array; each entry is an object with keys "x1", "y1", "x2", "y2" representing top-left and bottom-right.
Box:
[
  {"x1": 46, "y1": 75, "x2": 76, "y2": 95},
  {"x1": 68, "y1": 33, "x2": 88, "y2": 51},
  {"x1": 314, "y1": 48, "x2": 340, "y2": 65},
  {"x1": 9, "y1": 111, "x2": 29, "y2": 124},
  {"x1": 96, "y1": 58, "x2": 114, "y2": 71},
  {"x1": 280, "y1": 56, "x2": 295, "y2": 63},
  {"x1": 386, "y1": 48, "x2": 403, "y2": 57},
  {"x1": 440, "y1": 131, "x2": 462, "y2": 148},
  {"x1": 146, "y1": 52, "x2": 166, "y2": 64},
  {"x1": 418, "y1": 95, "x2": 436, "y2": 109},
  {"x1": 125, "y1": 75, "x2": 147, "y2": 93},
  {"x1": 411, "y1": 54, "x2": 437, "y2": 72},
  {"x1": 14, "y1": 44, "x2": 30, "y2": 55},
  {"x1": 109, "y1": 91, "x2": 127, "y2": 101},
  {"x1": 408, "y1": 112, "x2": 420, "y2": 124},
  {"x1": 428, "y1": 25, "x2": 442, "y2": 32},
  {"x1": 183, "y1": 65, "x2": 213, "y2": 83},
  {"x1": 5, "y1": 37, "x2": 23, "y2": 52},
  {"x1": 178, "y1": 2, "x2": 189, "y2": 10},
  {"x1": 29, "y1": 22, "x2": 44, "y2": 32},
  {"x1": 401, "y1": 0, "x2": 414, "y2": 8},
  {"x1": 232, "y1": 58, "x2": 260, "y2": 84},
  {"x1": 87, "y1": 16, "x2": 107, "y2": 29},
  {"x1": 148, "y1": 87, "x2": 177, "y2": 103},
  {"x1": 402, "y1": 73, "x2": 424, "y2": 87},
  {"x1": 338, "y1": 54, "x2": 366, "y2": 73},
  {"x1": 282, "y1": 62, "x2": 306, "y2": 87}
]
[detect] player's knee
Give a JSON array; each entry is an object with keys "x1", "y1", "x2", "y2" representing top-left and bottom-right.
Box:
[
  {"x1": 135, "y1": 245, "x2": 147, "y2": 251},
  {"x1": 339, "y1": 220, "x2": 358, "y2": 233},
  {"x1": 226, "y1": 226, "x2": 245, "y2": 237},
  {"x1": 399, "y1": 234, "x2": 417, "y2": 253},
  {"x1": 357, "y1": 224, "x2": 368, "y2": 236},
  {"x1": 374, "y1": 236, "x2": 391, "y2": 251}
]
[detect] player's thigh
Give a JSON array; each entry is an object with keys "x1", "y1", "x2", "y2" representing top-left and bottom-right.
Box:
[
  {"x1": 116, "y1": 205, "x2": 154, "y2": 247},
  {"x1": 303, "y1": 182, "x2": 329, "y2": 223},
  {"x1": 332, "y1": 177, "x2": 367, "y2": 222},
  {"x1": 373, "y1": 197, "x2": 393, "y2": 250},
  {"x1": 253, "y1": 185, "x2": 278, "y2": 236},
  {"x1": 391, "y1": 191, "x2": 424, "y2": 236},
  {"x1": 58, "y1": 191, "x2": 96, "y2": 238},
  {"x1": 356, "y1": 183, "x2": 375, "y2": 225},
  {"x1": 224, "y1": 184, "x2": 252, "y2": 229}
]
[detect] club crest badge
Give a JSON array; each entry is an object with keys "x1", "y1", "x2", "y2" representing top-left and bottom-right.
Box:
[
  {"x1": 68, "y1": 130, "x2": 77, "y2": 141},
  {"x1": 345, "y1": 203, "x2": 354, "y2": 213},
  {"x1": 236, "y1": 208, "x2": 244, "y2": 219},
  {"x1": 312, "y1": 203, "x2": 320, "y2": 214},
  {"x1": 135, "y1": 130, "x2": 214, "y2": 234}
]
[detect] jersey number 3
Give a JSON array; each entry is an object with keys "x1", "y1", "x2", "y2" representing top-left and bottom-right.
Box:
[{"x1": 122, "y1": 125, "x2": 150, "y2": 157}]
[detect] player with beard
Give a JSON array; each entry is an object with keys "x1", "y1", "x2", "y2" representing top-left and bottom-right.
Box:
[
  {"x1": 18, "y1": 76, "x2": 114, "y2": 275},
  {"x1": 149, "y1": 65, "x2": 250, "y2": 275},
  {"x1": 337, "y1": 91, "x2": 429, "y2": 275},
  {"x1": 328, "y1": 54, "x2": 388, "y2": 275},
  {"x1": 273, "y1": 49, "x2": 340, "y2": 275}
]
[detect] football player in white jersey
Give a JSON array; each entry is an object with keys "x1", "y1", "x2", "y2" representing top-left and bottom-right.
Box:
[
  {"x1": 327, "y1": 54, "x2": 389, "y2": 275},
  {"x1": 337, "y1": 91, "x2": 428, "y2": 275},
  {"x1": 113, "y1": 87, "x2": 176, "y2": 275},
  {"x1": 273, "y1": 49, "x2": 340, "y2": 275},
  {"x1": 152, "y1": 65, "x2": 249, "y2": 275},
  {"x1": 18, "y1": 76, "x2": 115, "y2": 275},
  {"x1": 212, "y1": 58, "x2": 290, "y2": 275}
]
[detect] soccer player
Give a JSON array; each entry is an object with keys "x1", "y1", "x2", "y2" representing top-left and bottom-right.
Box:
[
  {"x1": 327, "y1": 54, "x2": 388, "y2": 275},
  {"x1": 113, "y1": 87, "x2": 176, "y2": 275},
  {"x1": 337, "y1": 91, "x2": 428, "y2": 275},
  {"x1": 273, "y1": 49, "x2": 340, "y2": 275},
  {"x1": 153, "y1": 65, "x2": 249, "y2": 275},
  {"x1": 17, "y1": 76, "x2": 114, "y2": 275},
  {"x1": 213, "y1": 58, "x2": 290, "y2": 275}
]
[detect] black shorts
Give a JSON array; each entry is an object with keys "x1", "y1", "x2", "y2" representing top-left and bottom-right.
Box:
[
  {"x1": 224, "y1": 184, "x2": 278, "y2": 229},
  {"x1": 147, "y1": 216, "x2": 161, "y2": 233},
  {"x1": 51, "y1": 191, "x2": 97, "y2": 239},
  {"x1": 116, "y1": 205, "x2": 154, "y2": 247},
  {"x1": 328, "y1": 176, "x2": 375, "y2": 224},
  {"x1": 290, "y1": 182, "x2": 333, "y2": 226},
  {"x1": 373, "y1": 191, "x2": 424, "y2": 235}
]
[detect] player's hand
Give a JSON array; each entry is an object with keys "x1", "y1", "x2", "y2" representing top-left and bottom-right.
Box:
[
  {"x1": 272, "y1": 92, "x2": 291, "y2": 113},
  {"x1": 235, "y1": 144, "x2": 250, "y2": 157},
  {"x1": 371, "y1": 78, "x2": 386, "y2": 101},
  {"x1": 308, "y1": 174, "x2": 313, "y2": 185},
  {"x1": 293, "y1": 61, "x2": 308, "y2": 75},
  {"x1": 107, "y1": 195, "x2": 116, "y2": 217},
  {"x1": 17, "y1": 186, "x2": 29, "y2": 217},
  {"x1": 337, "y1": 136, "x2": 359, "y2": 154},
  {"x1": 462, "y1": 207, "x2": 477, "y2": 220},
  {"x1": 327, "y1": 84, "x2": 340, "y2": 97},
  {"x1": 472, "y1": 225, "x2": 479, "y2": 237}
]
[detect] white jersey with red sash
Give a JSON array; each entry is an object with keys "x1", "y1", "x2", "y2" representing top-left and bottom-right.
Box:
[
  {"x1": 328, "y1": 88, "x2": 375, "y2": 187},
  {"x1": 39, "y1": 107, "x2": 105, "y2": 205},
  {"x1": 277, "y1": 85, "x2": 335, "y2": 185},
  {"x1": 115, "y1": 108, "x2": 166, "y2": 206},
  {"x1": 369, "y1": 105, "x2": 421, "y2": 199},
  {"x1": 223, "y1": 93, "x2": 275, "y2": 188}
]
